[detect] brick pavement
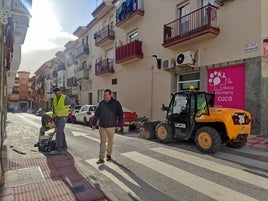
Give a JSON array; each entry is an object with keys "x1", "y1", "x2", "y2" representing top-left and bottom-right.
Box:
[{"x1": 0, "y1": 113, "x2": 109, "y2": 201}]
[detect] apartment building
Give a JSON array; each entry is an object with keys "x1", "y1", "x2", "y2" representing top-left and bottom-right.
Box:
[
  {"x1": 83, "y1": 0, "x2": 267, "y2": 135},
  {"x1": 7, "y1": 71, "x2": 32, "y2": 112},
  {"x1": 34, "y1": 0, "x2": 268, "y2": 136}
]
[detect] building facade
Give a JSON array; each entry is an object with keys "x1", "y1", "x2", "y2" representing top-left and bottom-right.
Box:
[
  {"x1": 7, "y1": 71, "x2": 31, "y2": 112},
  {"x1": 0, "y1": 0, "x2": 31, "y2": 186},
  {"x1": 33, "y1": 0, "x2": 268, "y2": 136}
]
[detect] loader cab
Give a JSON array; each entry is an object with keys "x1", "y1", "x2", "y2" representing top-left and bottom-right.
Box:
[{"x1": 166, "y1": 91, "x2": 214, "y2": 138}]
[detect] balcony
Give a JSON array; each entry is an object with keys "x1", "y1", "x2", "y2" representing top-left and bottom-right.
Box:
[
  {"x1": 163, "y1": 4, "x2": 220, "y2": 48},
  {"x1": 75, "y1": 68, "x2": 89, "y2": 80},
  {"x1": 94, "y1": 25, "x2": 115, "y2": 47},
  {"x1": 116, "y1": 0, "x2": 144, "y2": 29},
  {"x1": 115, "y1": 40, "x2": 143, "y2": 64},
  {"x1": 67, "y1": 77, "x2": 77, "y2": 87},
  {"x1": 75, "y1": 44, "x2": 89, "y2": 58},
  {"x1": 95, "y1": 59, "x2": 114, "y2": 76},
  {"x1": 92, "y1": 2, "x2": 114, "y2": 19}
]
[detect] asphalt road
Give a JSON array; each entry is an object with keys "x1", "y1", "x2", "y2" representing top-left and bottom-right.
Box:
[{"x1": 17, "y1": 113, "x2": 268, "y2": 201}]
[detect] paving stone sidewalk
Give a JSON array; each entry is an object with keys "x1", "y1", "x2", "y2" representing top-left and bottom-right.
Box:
[{"x1": 0, "y1": 113, "x2": 109, "y2": 201}]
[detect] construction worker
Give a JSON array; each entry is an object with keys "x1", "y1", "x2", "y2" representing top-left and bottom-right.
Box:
[{"x1": 51, "y1": 87, "x2": 75, "y2": 155}]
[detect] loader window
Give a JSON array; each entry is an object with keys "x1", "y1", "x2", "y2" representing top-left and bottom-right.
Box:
[
  {"x1": 167, "y1": 93, "x2": 189, "y2": 124},
  {"x1": 172, "y1": 94, "x2": 188, "y2": 115},
  {"x1": 196, "y1": 93, "x2": 208, "y2": 116}
]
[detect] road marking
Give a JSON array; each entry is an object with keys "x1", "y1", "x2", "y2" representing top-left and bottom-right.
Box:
[
  {"x1": 85, "y1": 158, "x2": 141, "y2": 200},
  {"x1": 215, "y1": 152, "x2": 268, "y2": 172},
  {"x1": 122, "y1": 151, "x2": 258, "y2": 201},
  {"x1": 72, "y1": 131, "x2": 99, "y2": 142},
  {"x1": 151, "y1": 147, "x2": 268, "y2": 190}
]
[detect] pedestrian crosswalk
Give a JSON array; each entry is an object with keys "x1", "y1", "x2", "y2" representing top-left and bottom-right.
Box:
[
  {"x1": 86, "y1": 146, "x2": 268, "y2": 201},
  {"x1": 151, "y1": 147, "x2": 268, "y2": 189}
]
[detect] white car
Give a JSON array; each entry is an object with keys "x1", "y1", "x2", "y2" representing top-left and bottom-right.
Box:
[{"x1": 73, "y1": 105, "x2": 97, "y2": 126}]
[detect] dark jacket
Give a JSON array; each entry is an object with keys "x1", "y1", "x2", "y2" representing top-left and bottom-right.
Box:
[{"x1": 92, "y1": 98, "x2": 123, "y2": 128}]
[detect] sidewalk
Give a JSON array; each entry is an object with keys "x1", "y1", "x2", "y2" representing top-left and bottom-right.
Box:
[
  {"x1": 246, "y1": 134, "x2": 268, "y2": 150},
  {"x1": 0, "y1": 113, "x2": 109, "y2": 201}
]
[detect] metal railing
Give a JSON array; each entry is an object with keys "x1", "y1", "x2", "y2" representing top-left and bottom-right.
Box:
[{"x1": 163, "y1": 4, "x2": 218, "y2": 43}]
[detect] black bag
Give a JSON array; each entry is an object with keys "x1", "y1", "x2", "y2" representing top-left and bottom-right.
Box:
[{"x1": 38, "y1": 138, "x2": 56, "y2": 152}]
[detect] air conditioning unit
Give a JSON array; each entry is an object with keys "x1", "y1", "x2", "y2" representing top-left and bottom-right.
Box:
[
  {"x1": 162, "y1": 58, "x2": 176, "y2": 69},
  {"x1": 176, "y1": 51, "x2": 195, "y2": 66}
]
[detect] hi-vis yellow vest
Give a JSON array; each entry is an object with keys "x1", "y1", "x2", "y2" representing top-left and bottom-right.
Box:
[{"x1": 53, "y1": 94, "x2": 69, "y2": 117}]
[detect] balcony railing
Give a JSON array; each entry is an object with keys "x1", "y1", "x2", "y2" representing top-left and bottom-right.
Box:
[
  {"x1": 67, "y1": 77, "x2": 77, "y2": 87},
  {"x1": 94, "y1": 25, "x2": 115, "y2": 47},
  {"x1": 75, "y1": 68, "x2": 89, "y2": 80},
  {"x1": 75, "y1": 44, "x2": 89, "y2": 58},
  {"x1": 115, "y1": 40, "x2": 143, "y2": 64},
  {"x1": 95, "y1": 59, "x2": 114, "y2": 76},
  {"x1": 163, "y1": 4, "x2": 220, "y2": 48},
  {"x1": 116, "y1": 0, "x2": 144, "y2": 28}
]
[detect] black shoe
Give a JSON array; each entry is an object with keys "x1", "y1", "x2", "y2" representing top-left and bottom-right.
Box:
[
  {"x1": 106, "y1": 155, "x2": 112, "y2": 162},
  {"x1": 96, "y1": 159, "x2": 105, "y2": 164}
]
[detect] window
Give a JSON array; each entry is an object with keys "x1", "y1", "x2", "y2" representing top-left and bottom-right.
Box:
[
  {"x1": 200, "y1": 0, "x2": 215, "y2": 7},
  {"x1": 82, "y1": 61, "x2": 87, "y2": 69},
  {"x1": 129, "y1": 30, "x2": 138, "y2": 42},
  {"x1": 112, "y1": 79, "x2": 117, "y2": 85},
  {"x1": 177, "y1": 72, "x2": 200, "y2": 91},
  {"x1": 97, "y1": 90, "x2": 104, "y2": 103},
  {"x1": 177, "y1": 3, "x2": 190, "y2": 35}
]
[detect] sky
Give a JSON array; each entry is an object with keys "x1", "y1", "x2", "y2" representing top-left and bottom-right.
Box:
[{"x1": 19, "y1": 0, "x2": 102, "y2": 75}]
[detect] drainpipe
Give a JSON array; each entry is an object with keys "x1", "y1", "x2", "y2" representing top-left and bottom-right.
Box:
[
  {"x1": 0, "y1": 26, "x2": 5, "y2": 186},
  {"x1": 150, "y1": 65, "x2": 154, "y2": 120}
]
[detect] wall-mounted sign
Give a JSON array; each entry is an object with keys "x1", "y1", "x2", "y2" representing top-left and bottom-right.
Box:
[
  {"x1": 245, "y1": 42, "x2": 258, "y2": 52},
  {"x1": 207, "y1": 64, "x2": 245, "y2": 109}
]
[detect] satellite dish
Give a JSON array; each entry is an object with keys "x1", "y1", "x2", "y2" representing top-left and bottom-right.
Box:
[{"x1": 176, "y1": 54, "x2": 185, "y2": 65}]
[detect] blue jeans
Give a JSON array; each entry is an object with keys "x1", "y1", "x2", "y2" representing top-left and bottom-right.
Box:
[{"x1": 54, "y1": 117, "x2": 67, "y2": 151}]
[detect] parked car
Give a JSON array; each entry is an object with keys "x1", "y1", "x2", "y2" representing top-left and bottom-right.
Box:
[
  {"x1": 88, "y1": 106, "x2": 138, "y2": 131},
  {"x1": 73, "y1": 105, "x2": 97, "y2": 126},
  {"x1": 122, "y1": 107, "x2": 138, "y2": 131},
  {"x1": 67, "y1": 105, "x2": 82, "y2": 123},
  {"x1": 36, "y1": 108, "x2": 44, "y2": 116},
  {"x1": 72, "y1": 105, "x2": 82, "y2": 115}
]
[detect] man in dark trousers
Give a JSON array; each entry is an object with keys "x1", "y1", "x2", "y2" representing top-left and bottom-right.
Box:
[
  {"x1": 50, "y1": 87, "x2": 75, "y2": 155},
  {"x1": 92, "y1": 89, "x2": 123, "y2": 164}
]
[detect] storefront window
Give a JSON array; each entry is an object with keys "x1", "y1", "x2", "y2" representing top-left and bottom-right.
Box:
[{"x1": 177, "y1": 72, "x2": 200, "y2": 91}]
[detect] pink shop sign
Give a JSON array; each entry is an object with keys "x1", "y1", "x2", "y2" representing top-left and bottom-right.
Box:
[{"x1": 207, "y1": 64, "x2": 245, "y2": 109}]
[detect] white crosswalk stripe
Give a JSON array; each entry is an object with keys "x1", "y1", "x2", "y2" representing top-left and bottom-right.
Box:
[
  {"x1": 122, "y1": 151, "x2": 258, "y2": 201},
  {"x1": 72, "y1": 131, "x2": 99, "y2": 142},
  {"x1": 151, "y1": 147, "x2": 268, "y2": 190},
  {"x1": 85, "y1": 158, "x2": 142, "y2": 201},
  {"x1": 85, "y1": 147, "x2": 266, "y2": 201}
]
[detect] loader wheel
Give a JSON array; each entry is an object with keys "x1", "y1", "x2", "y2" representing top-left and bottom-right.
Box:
[
  {"x1": 139, "y1": 121, "x2": 159, "y2": 140},
  {"x1": 195, "y1": 127, "x2": 222, "y2": 154},
  {"x1": 226, "y1": 137, "x2": 247, "y2": 148},
  {"x1": 156, "y1": 122, "x2": 173, "y2": 143}
]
